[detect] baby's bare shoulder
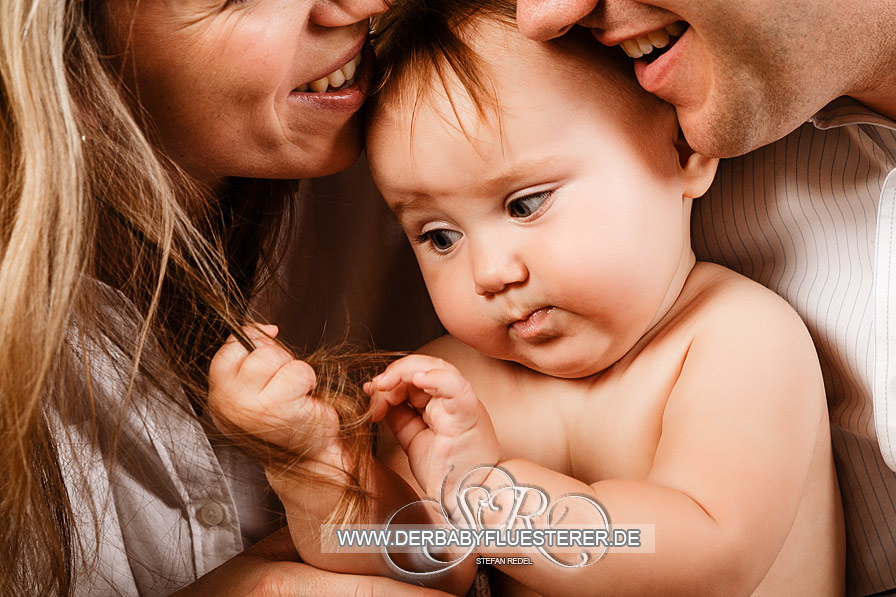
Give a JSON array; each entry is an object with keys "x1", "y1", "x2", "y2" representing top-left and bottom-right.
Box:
[
  {"x1": 682, "y1": 262, "x2": 811, "y2": 340},
  {"x1": 418, "y1": 335, "x2": 519, "y2": 389},
  {"x1": 670, "y1": 262, "x2": 823, "y2": 408},
  {"x1": 417, "y1": 334, "x2": 477, "y2": 362}
]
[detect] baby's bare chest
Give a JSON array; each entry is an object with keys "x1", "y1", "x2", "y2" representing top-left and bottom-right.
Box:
[{"x1": 474, "y1": 346, "x2": 688, "y2": 484}]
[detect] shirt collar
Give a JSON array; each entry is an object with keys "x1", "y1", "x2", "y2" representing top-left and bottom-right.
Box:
[{"x1": 811, "y1": 96, "x2": 896, "y2": 131}]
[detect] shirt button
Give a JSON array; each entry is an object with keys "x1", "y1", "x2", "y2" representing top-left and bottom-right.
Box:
[{"x1": 198, "y1": 501, "x2": 225, "y2": 527}]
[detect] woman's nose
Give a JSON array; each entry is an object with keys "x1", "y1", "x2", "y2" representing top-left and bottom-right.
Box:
[
  {"x1": 516, "y1": 0, "x2": 600, "y2": 41},
  {"x1": 473, "y1": 246, "x2": 529, "y2": 296},
  {"x1": 312, "y1": 0, "x2": 389, "y2": 28}
]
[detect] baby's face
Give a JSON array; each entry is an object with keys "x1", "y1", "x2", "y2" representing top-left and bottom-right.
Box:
[{"x1": 368, "y1": 24, "x2": 715, "y2": 378}]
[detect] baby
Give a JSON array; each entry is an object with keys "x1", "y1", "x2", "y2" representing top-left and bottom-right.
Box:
[{"x1": 208, "y1": 1, "x2": 844, "y2": 594}]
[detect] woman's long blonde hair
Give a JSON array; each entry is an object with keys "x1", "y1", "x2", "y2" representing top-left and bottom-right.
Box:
[{"x1": 0, "y1": 1, "x2": 372, "y2": 595}]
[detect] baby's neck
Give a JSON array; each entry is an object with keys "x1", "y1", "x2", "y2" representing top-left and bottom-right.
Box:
[{"x1": 643, "y1": 248, "x2": 696, "y2": 335}]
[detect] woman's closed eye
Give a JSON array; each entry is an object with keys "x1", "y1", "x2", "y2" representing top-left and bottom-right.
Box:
[
  {"x1": 417, "y1": 228, "x2": 462, "y2": 254},
  {"x1": 507, "y1": 190, "x2": 553, "y2": 219}
]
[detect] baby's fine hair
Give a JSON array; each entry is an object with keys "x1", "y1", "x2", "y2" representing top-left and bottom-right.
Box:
[
  {"x1": 371, "y1": 0, "x2": 654, "y2": 131},
  {"x1": 371, "y1": 0, "x2": 518, "y2": 120}
]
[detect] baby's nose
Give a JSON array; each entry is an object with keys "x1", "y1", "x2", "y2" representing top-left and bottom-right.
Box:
[{"x1": 473, "y1": 250, "x2": 529, "y2": 296}]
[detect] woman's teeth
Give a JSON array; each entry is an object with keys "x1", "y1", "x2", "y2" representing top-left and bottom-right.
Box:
[
  {"x1": 619, "y1": 21, "x2": 686, "y2": 59},
  {"x1": 296, "y1": 53, "x2": 362, "y2": 93}
]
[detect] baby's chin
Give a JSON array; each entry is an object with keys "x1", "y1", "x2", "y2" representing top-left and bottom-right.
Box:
[
  {"x1": 458, "y1": 330, "x2": 625, "y2": 379},
  {"x1": 490, "y1": 350, "x2": 613, "y2": 380},
  {"x1": 524, "y1": 362, "x2": 607, "y2": 379}
]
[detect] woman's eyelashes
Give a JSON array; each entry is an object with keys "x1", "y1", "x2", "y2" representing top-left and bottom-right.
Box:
[
  {"x1": 417, "y1": 228, "x2": 462, "y2": 253},
  {"x1": 506, "y1": 190, "x2": 553, "y2": 219}
]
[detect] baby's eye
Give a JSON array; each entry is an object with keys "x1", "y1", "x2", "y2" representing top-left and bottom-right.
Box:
[
  {"x1": 418, "y1": 228, "x2": 462, "y2": 253},
  {"x1": 507, "y1": 191, "x2": 552, "y2": 219}
]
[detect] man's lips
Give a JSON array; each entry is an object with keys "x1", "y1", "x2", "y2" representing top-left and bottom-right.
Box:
[
  {"x1": 616, "y1": 21, "x2": 688, "y2": 62},
  {"x1": 630, "y1": 23, "x2": 690, "y2": 98}
]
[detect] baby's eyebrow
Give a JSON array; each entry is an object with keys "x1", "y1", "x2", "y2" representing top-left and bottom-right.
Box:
[
  {"x1": 388, "y1": 196, "x2": 430, "y2": 228},
  {"x1": 386, "y1": 154, "x2": 564, "y2": 226},
  {"x1": 479, "y1": 155, "x2": 564, "y2": 190},
  {"x1": 390, "y1": 200, "x2": 411, "y2": 225}
]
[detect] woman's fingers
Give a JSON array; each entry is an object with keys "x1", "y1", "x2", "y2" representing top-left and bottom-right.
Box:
[
  {"x1": 238, "y1": 344, "x2": 294, "y2": 387},
  {"x1": 208, "y1": 323, "x2": 333, "y2": 452},
  {"x1": 175, "y1": 527, "x2": 451, "y2": 596},
  {"x1": 263, "y1": 358, "x2": 317, "y2": 398},
  {"x1": 210, "y1": 323, "x2": 282, "y2": 386}
]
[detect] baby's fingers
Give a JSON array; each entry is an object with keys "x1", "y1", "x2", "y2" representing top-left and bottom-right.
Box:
[
  {"x1": 371, "y1": 354, "x2": 457, "y2": 389},
  {"x1": 409, "y1": 368, "x2": 477, "y2": 414},
  {"x1": 366, "y1": 379, "x2": 429, "y2": 422},
  {"x1": 383, "y1": 402, "x2": 428, "y2": 453}
]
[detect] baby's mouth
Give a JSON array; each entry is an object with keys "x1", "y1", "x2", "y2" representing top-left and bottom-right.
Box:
[
  {"x1": 618, "y1": 21, "x2": 688, "y2": 63},
  {"x1": 294, "y1": 52, "x2": 362, "y2": 94}
]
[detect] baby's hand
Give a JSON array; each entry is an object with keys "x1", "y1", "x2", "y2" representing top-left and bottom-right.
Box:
[
  {"x1": 208, "y1": 324, "x2": 341, "y2": 467},
  {"x1": 365, "y1": 355, "x2": 501, "y2": 505}
]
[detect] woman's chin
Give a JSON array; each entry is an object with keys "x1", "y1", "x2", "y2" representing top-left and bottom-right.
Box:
[
  {"x1": 232, "y1": 128, "x2": 364, "y2": 181},
  {"x1": 312, "y1": 144, "x2": 364, "y2": 179},
  {"x1": 291, "y1": 122, "x2": 364, "y2": 179}
]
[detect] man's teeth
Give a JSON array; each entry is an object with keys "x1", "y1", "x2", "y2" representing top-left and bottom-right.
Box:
[
  {"x1": 296, "y1": 53, "x2": 362, "y2": 93},
  {"x1": 620, "y1": 21, "x2": 686, "y2": 59}
]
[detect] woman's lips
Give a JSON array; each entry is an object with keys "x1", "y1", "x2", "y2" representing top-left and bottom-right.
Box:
[
  {"x1": 288, "y1": 43, "x2": 375, "y2": 112},
  {"x1": 511, "y1": 306, "x2": 558, "y2": 340}
]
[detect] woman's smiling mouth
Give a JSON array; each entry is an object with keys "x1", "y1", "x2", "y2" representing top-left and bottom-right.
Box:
[
  {"x1": 288, "y1": 44, "x2": 375, "y2": 111},
  {"x1": 294, "y1": 51, "x2": 363, "y2": 93}
]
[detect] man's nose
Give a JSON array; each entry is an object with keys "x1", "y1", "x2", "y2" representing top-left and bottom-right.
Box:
[{"x1": 515, "y1": 0, "x2": 600, "y2": 41}]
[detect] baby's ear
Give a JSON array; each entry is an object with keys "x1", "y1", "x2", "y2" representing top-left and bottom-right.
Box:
[{"x1": 675, "y1": 128, "x2": 719, "y2": 199}]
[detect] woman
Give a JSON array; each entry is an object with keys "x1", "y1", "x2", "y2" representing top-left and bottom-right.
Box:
[{"x1": 0, "y1": 0, "x2": 442, "y2": 595}]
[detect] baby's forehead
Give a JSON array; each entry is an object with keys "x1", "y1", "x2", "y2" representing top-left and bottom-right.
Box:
[
  {"x1": 369, "y1": 21, "x2": 654, "y2": 140},
  {"x1": 366, "y1": 13, "x2": 674, "y2": 201}
]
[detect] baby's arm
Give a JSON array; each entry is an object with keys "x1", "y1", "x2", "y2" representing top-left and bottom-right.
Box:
[
  {"x1": 207, "y1": 327, "x2": 474, "y2": 594},
  {"x1": 373, "y1": 288, "x2": 832, "y2": 595}
]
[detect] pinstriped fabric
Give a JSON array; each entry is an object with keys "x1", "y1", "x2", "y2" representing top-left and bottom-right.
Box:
[{"x1": 692, "y1": 98, "x2": 896, "y2": 596}]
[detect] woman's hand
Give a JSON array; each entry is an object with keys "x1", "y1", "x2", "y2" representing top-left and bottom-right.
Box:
[
  {"x1": 207, "y1": 324, "x2": 340, "y2": 465},
  {"x1": 366, "y1": 354, "x2": 502, "y2": 505},
  {"x1": 172, "y1": 527, "x2": 451, "y2": 597}
]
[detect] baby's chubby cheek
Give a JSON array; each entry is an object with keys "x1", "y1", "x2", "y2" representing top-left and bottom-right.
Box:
[{"x1": 432, "y1": 296, "x2": 500, "y2": 353}]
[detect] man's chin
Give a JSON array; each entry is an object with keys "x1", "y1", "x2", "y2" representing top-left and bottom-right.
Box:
[
  {"x1": 678, "y1": 101, "x2": 815, "y2": 159},
  {"x1": 677, "y1": 111, "x2": 770, "y2": 159}
]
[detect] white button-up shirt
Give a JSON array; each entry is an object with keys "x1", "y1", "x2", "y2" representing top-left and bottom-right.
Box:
[
  {"x1": 50, "y1": 284, "x2": 281, "y2": 596},
  {"x1": 693, "y1": 97, "x2": 896, "y2": 595}
]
